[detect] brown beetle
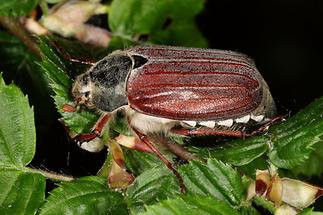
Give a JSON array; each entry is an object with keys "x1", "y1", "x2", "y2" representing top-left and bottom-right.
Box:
[{"x1": 71, "y1": 45, "x2": 276, "y2": 190}]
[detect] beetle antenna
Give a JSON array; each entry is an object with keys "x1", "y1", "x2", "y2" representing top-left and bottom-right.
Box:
[{"x1": 50, "y1": 40, "x2": 96, "y2": 65}]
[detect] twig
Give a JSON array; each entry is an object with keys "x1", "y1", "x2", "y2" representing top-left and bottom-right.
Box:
[
  {"x1": 0, "y1": 16, "x2": 43, "y2": 59},
  {"x1": 27, "y1": 167, "x2": 75, "y2": 182}
]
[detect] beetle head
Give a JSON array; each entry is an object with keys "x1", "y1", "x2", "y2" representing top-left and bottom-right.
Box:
[
  {"x1": 72, "y1": 73, "x2": 95, "y2": 108},
  {"x1": 72, "y1": 54, "x2": 135, "y2": 112}
]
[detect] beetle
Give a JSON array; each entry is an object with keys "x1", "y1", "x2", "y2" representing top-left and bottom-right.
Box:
[{"x1": 71, "y1": 45, "x2": 276, "y2": 190}]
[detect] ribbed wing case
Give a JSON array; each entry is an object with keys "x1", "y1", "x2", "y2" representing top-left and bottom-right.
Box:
[{"x1": 126, "y1": 46, "x2": 264, "y2": 121}]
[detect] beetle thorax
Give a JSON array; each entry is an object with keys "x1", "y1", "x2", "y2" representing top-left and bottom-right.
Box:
[{"x1": 72, "y1": 53, "x2": 133, "y2": 112}]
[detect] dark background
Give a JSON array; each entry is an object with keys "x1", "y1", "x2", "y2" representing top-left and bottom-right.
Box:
[{"x1": 198, "y1": 0, "x2": 323, "y2": 114}]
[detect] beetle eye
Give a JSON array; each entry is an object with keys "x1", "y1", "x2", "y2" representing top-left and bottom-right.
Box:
[
  {"x1": 84, "y1": 91, "x2": 90, "y2": 98},
  {"x1": 132, "y1": 55, "x2": 148, "y2": 69},
  {"x1": 82, "y1": 75, "x2": 89, "y2": 85}
]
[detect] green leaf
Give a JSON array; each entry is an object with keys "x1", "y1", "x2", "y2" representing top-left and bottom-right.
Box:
[
  {"x1": 124, "y1": 149, "x2": 163, "y2": 176},
  {"x1": 139, "y1": 195, "x2": 239, "y2": 215},
  {"x1": 109, "y1": 111, "x2": 133, "y2": 136},
  {"x1": 192, "y1": 136, "x2": 268, "y2": 166},
  {"x1": 179, "y1": 159, "x2": 249, "y2": 207},
  {"x1": 60, "y1": 108, "x2": 99, "y2": 134},
  {"x1": 0, "y1": 31, "x2": 50, "y2": 105},
  {"x1": 298, "y1": 208, "x2": 323, "y2": 215},
  {"x1": 299, "y1": 208, "x2": 314, "y2": 215},
  {"x1": 0, "y1": 73, "x2": 45, "y2": 214},
  {"x1": 37, "y1": 39, "x2": 71, "y2": 94},
  {"x1": 46, "y1": 0, "x2": 63, "y2": 4},
  {"x1": 252, "y1": 196, "x2": 275, "y2": 214},
  {"x1": 0, "y1": 0, "x2": 39, "y2": 16},
  {"x1": 269, "y1": 96, "x2": 323, "y2": 169},
  {"x1": 109, "y1": 0, "x2": 207, "y2": 47},
  {"x1": 289, "y1": 142, "x2": 323, "y2": 177},
  {"x1": 0, "y1": 168, "x2": 45, "y2": 215},
  {"x1": 110, "y1": 0, "x2": 170, "y2": 35},
  {"x1": 240, "y1": 207, "x2": 261, "y2": 215},
  {"x1": 237, "y1": 156, "x2": 268, "y2": 178},
  {"x1": 126, "y1": 165, "x2": 180, "y2": 214},
  {"x1": 0, "y1": 75, "x2": 35, "y2": 166},
  {"x1": 39, "y1": 176, "x2": 128, "y2": 215},
  {"x1": 150, "y1": 20, "x2": 207, "y2": 47},
  {"x1": 0, "y1": 32, "x2": 55, "y2": 132},
  {"x1": 37, "y1": 37, "x2": 99, "y2": 134},
  {"x1": 106, "y1": 36, "x2": 135, "y2": 52},
  {"x1": 0, "y1": 32, "x2": 36, "y2": 72}
]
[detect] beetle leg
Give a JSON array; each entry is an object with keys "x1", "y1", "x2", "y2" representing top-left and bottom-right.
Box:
[
  {"x1": 73, "y1": 113, "x2": 110, "y2": 152},
  {"x1": 247, "y1": 115, "x2": 285, "y2": 136},
  {"x1": 132, "y1": 128, "x2": 186, "y2": 193},
  {"x1": 171, "y1": 115, "x2": 284, "y2": 138},
  {"x1": 91, "y1": 113, "x2": 111, "y2": 134},
  {"x1": 147, "y1": 133, "x2": 200, "y2": 162},
  {"x1": 62, "y1": 104, "x2": 77, "y2": 112},
  {"x1": 115, "y1": 134, "x2": 154, "y2": 153},
  {"x1": 171, "y1": 127, "x2": 246, "y2": 138}
]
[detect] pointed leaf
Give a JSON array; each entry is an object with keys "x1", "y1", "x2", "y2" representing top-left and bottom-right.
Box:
[
  {"x1": 109, "y1": 0, "x2": 206, "y2": 47},
  {"x1": 39, "y1": 176, "x2": 127, "y2": 215},
  {"x1": 240, "y1": 207, "x2": 261, "y2": 215},
  {"x1": 290, "y1": 143, "x2": 323, "y2": 177},
  {"x1": 151, "y1": 21, "x2": 207, "y2": 47},
  {"x1": 192, "y1": 136, "x2": 268, "y2": 166},
  {"x1": 126, "y1": 165, "x2": 180, "y2": 214},
  {"x1": 37, "y1": 38, "x2": 99, "y2": 134},
  {"x1": 179, "y1": 159, "x2": 249, "y2": 207},
  {"x1": 312, "y1": 212, "x2": 323, "y2": 215},
  {"x1": 0, "y1": 32, "x2": 38, "y2": 75},
  {"x1": 139, "y1": 195, "x2": 239, "y2": 215},
  {"x1": 237, "y1": 156, "x2": 268, "y2": 178},
  {"x1": 0, "y1": 75, "x2": 35, "y2": 166},
  {"x1": 269, "y1": 96, "x2": 323, "y2": 169},
  {"x1": 298, "y1": 208, "x2": 314, "y2": 215},
  {"x1": 0, "y1": 32, "x2": 54, "y2": 128},
  {"x1": 0, "y1": 168, "x2": 45, "y2": 215},
  {"x1": 124, "y1": 149, "x2": 163, "y2": 176},
  {"x1": 0, "y1": 0, "x2": 39, "y2": 16},
  {"x1": 252, "y1": 196, "x2": 275, "y2": 214},
  {"x1": 37, "y1": 39, "x2": 71, "y2": 96}
]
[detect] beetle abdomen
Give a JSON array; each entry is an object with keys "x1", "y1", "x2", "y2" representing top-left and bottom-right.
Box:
[{"x1": 126, "y1": 46, "x2": 271, "y2": 121}]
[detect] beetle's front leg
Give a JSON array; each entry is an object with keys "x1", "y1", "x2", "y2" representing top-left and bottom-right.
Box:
[{"x1": 73, "y1": 113, "x2": 110, "y2": 152}]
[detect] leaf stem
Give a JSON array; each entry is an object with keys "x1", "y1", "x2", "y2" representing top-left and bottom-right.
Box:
[
  {"x1": 39, "y1": 0, "x2": 49, "y2": 16},
  {"x1": 27, "y1": 167, "x2": 75, "y2": 182},
  {"x1": 253, "y1": 196, "x2": 275, "y2": 214},
  {"x1": 0, "y1": 16, "x2": 43, "y2": 59}
]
